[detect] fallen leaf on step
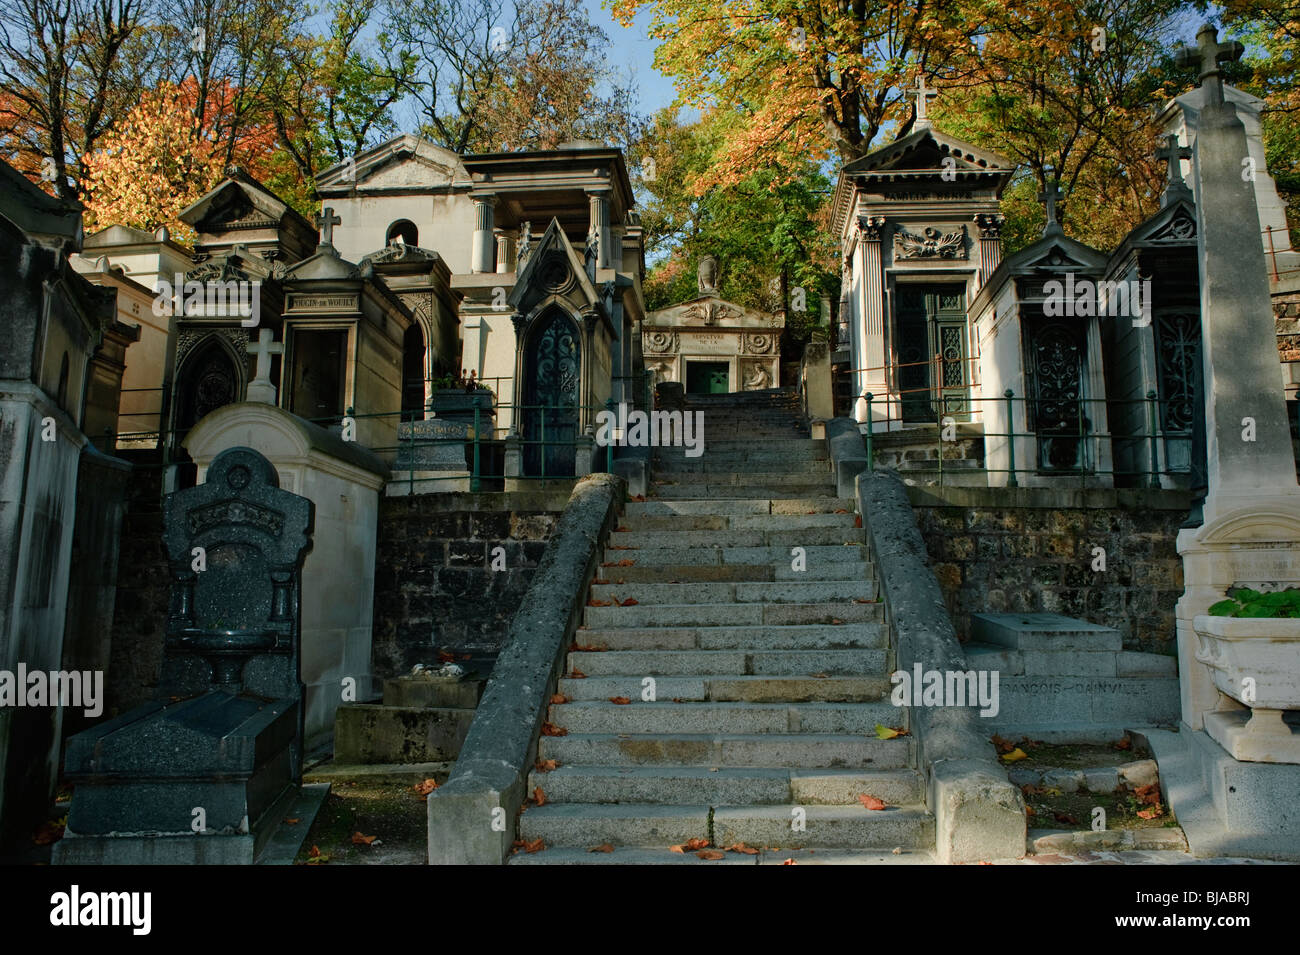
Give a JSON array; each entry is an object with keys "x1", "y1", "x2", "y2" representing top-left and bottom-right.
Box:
[
  {"x1": 540, "y1": 722, "x2": 568, "y2": 736},
  {"x1": 669, "y1": 845, "x2": 685, "y2": 853},
  {"x1": 875, "y1": 724, "x2": 908, "y2": 739},
  {"x1": 1134, "y1": 783, "x2": 1161, "y2": 805},
  {"x1": 593, "y1": 578, "x2": 610, "y2": 585},
  {"x1": 413, "y1": 779, "x2": 438, "y2": 796},
  {"x1": 991, "y1": 734, "x2": 1016, "y2": 754},
  {"x1": 631, "y1": 494, "x2": 646, "y2": 502},
  {"x1": 589, "y1": 843, "x2": 615, "y2": 853},
  {"x1": 696, "y1": 849, "x2": 726, "y2": 860},
  {"x1": 569, "y1": 668, "x2": 586, "y2": 679},
  {"x1": 726, "y1": 843, "x2": 759, "y2": 855},
  {"x1": 891, "y1": 847, "x2": 903, "y2": 855},
  {"x1": 283, "y1": 817, "x2": 301, "y2": 825},
  {"x1": 781, "y1": 858, "x2": 797, "y2": 865},
  {"x1": 1052, "y1": 812, "x2": 1077, "y2": 825},
  {"x1": 1137, "y1": 805, "x2": 1163, "y2": 820},
  {"x1": 618, "y1": 597, "x2": 639, "y2": 606},
  {"x1": 587, "y1": 598, "x2": 612, "y2": 607},
  {"x1": 854, "y1": 515, "x2": 863, "y2": 528},
  {"x1": 858, "y1": 794, "x2": 887, "y2": 811},
  {"x1": 532, "y1": 787, "x2": 547, "y2": 806},
  {"x1": 675, "y1": 837, "x2": 709, "y2": 851},
  {"x1": 523, "y1": 838, "x2": 546, "y2": 853},
  {"x1": 1001, "y1": 747, "x2": 1029, "y2": 762},
  {"x1": 351, "y1": 831, "x2": 377, "y2": 845},
  {"x1": 1113, "y1": 736, "x2": 1132, "y2": 751},
  {"x1": 609, "y1": 696, "x2": 632, "y2": 704},
  {"x1": 835, "y1": 509, "x2": 848, "y2": 513},
  {"x1": 550, "y1": 693, "x2": 570, "y2": 704},
  {"x1": 535, "y1": 758, "x2": 559, "y2": 772}
]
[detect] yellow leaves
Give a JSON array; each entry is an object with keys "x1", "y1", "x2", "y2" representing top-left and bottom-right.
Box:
[
  {"x1": 1001, "y1": 747, "x2": 1029, "y2": 762},
  {"x1": 875, "y1": 723, "x2": 908, "y2": 739},
  {"x1": 413, "y1": 779, "x2": 438, "y2": 798}
]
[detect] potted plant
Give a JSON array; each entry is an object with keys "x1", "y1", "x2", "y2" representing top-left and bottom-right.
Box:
[{"x1": 429, "y1": 371, "x2": 495, "y2": 425}]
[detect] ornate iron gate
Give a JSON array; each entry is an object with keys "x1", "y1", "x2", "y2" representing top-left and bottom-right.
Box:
[{"x1": 524, "y1": 310, "x2": 581, "y2": 476}]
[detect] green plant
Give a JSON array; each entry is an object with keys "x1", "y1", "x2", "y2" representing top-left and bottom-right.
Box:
[{"x1": 1207, "y1": 587, "x2": 1300, "y2": 619}]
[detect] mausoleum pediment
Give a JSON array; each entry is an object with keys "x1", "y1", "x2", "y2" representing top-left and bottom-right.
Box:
[
  {"x1": 844, "y1": 128, "x2": 1015, "y2": 180},
  {"x1": 508, "y1": 217, "x2": 601, "y2": 317},
  {"x1": 180, "y1": 173, "x2": 299, "y2": 233},
  {"x1": 315, "y1": 134, "x2": 466, "y2": 192},
  {"x1": 648, "y1": 296, "x2": 773, "y2": 329}
]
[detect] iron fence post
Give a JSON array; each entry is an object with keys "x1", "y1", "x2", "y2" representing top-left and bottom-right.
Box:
[
  {"x1": 1146, "y1": 389, "x2": 1161, "y2": 489},
  {"x1": 1005, "y1": 389, "x2": 1018, "y2": 487},
  {"x1": 864, "y1": 393, "x2": 874, "y2": 472}
]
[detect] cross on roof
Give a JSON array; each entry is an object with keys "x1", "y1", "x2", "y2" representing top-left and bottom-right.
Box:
[
  {"x1": 1038, "y1": 168, "x2": 1064, "y2": 236},
  {"x1": 911, "y1": 74, "x2": 938, "y2": 127},
  {"x1": 316, "y1": 207, "x2": 342, "y2": 247},
  {"x1": 1154, "y1": 133, "x2": 1192, "y2": 202},
  {"x1": 247, "y1": 326, "x2": 283, "y2": 383},
  {"x1": 1174, "y1": 24, "x2": 1244, "y2": 107}
]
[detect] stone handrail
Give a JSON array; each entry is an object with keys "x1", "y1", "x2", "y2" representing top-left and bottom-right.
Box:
[
  {"x1": 427, "y1": 472, "x2": 624, "y2": 864},
  {"x1": 824, "y1": 417, "x2": 1025, "y2": 862}
]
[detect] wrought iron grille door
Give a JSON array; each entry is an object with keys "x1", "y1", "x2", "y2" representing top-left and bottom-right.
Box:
[
  {"x1": 1026, "y1": 321, "x2": 1088, "y2": 472},
  {"x1": 524, "y1": 310, "x2": 581, "y2": 477},
  {"x1": 894, "y1": 284, "x2": 969, "y2": 421}
]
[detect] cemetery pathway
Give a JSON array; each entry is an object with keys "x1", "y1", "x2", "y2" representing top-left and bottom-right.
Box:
[{"x1": 512, "y1": 389, "x2": 936, "y2": 863}]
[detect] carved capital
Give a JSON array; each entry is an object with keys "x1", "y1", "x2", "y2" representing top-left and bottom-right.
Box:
[
  {"x1": 858, "y1": 215, "x2": 887, "y2": 242},
  {"x1": 975, "y1": 213, "x2": 1006, "y2": 239}
]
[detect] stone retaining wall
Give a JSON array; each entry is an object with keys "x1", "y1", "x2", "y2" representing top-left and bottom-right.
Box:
[
  {"x1": 371, "y1": 490, "x2": 571, "y2": 678},
  {"x1": 907, "y1": 486, "x2": 1192, "y2": 656}
]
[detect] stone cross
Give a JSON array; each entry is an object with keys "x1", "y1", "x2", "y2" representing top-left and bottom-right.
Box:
[
  {"x1": 1038, "y1": 168, "x2": 1064, "y2": 236},
  {"x1": 1155, "y1": 133, "x2": 1192, "y2": 204},
  {"x1": 316, "y1": 207, "x2": 342, "y2": 247},
  {"x1": 1174, "y1": 24, "x2": 1244, "y2": 108},
  {"x1": 911, "y1": 74, "x2": 938, "y2": 127},
  {"x1": 246, "y1": 327, "x2": 282, "y2": 404}
]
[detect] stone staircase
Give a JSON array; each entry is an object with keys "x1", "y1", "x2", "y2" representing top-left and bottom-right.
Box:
[{"x1": 513, "y1": 389, "x2": 935, "y2": 863}]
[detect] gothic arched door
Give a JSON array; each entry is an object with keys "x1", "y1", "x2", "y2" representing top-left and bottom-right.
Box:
[
  {"x1": 523, "y1": 310, "x2": 581, "y2": 477},
  {"x1": 175, "y1": 337, "x2": 240, "y2": 442}
]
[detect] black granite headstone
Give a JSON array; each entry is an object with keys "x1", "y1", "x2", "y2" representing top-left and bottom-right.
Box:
[{"x1": 55, "y1": 448, "x2": 316, "y2": 864}]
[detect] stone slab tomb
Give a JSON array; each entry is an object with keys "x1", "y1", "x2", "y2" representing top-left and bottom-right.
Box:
[{"x1": 55, "y1": 447, "x2": 315, "y2": 864}]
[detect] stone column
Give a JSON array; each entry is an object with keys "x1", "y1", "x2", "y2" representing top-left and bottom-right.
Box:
[
  {"x1": 975, "y1": 214, "x2": 1005, "y2": 287},
  {"x1": 857, "y1": 216, "x2": 887, "y2": 423},
  {"x1": 471, "y1": 194, "x2": 497, "y2": 274},
  {"x1": 587, "y1": 190, "x2": 612, "y2": 270},
  {"x1": 495, "y1": 231, "x2": 514, "y2": 274}
]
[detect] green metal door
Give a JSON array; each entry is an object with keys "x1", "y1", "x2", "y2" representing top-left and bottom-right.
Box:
[
  {"x1": 893, "y1": 284, "x2": 969, "y2": 421},
  {"x1": 686, "y1": 361, "x2": 729, "y2": 394}
]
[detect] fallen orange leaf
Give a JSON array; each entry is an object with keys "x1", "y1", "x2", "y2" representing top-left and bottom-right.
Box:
[
  {"x1": 858, "y1": 794, "x2": 887, "y2": 811},
  {"x1": 535, "y1": 758, "x2": 559, "y2": 772},
  {"x1": 609, "y1": 696, "x2": 632, "y2": 704},
  {"x1": 589, "y1": 843, "x2": 615, "y2": 853},
  {"x1": 669, "y1": 844, "x2": 685, "y2": 853},
  {"x1": 413, "y1": 779, "x2": 438, "y2": 796},
  {"x1": 550, "y1": 693, "x2": 570, "y2": 704},
  {"x1": 618, "y1": 597, "x2": 639, "y2": 606},
  {"x1": 781, "y1": 858, "x2": 797, "y2": 865},
  {"x1": 682, "y1": 837, "x2": 710, "y2": 850},
  {"x1": 1137, "y1": 805, "x2": 1164, "y2": 820},
  {"x1": 283, "y1": 817, "x2": 301, "y2": 825},
  {"x1": 533, "y1": 787, "x2": 546, "y2": 806},
  {"x1": 854, "y1": 515, "x2": 863, "y2": 528},
  {"x1": 352, "y1": 831, "x2": 378, "y2": 845},
  {"x1": 726, "y1": 843, "x2": 759, "y2": 855},
  {"x1": 569, "y1": 668, "x2": 586, "y2": 679},
  {"x1": 696, "y1": 849, "x2": 726, "y2": 860},
  {"x1": 587, "y1": 598, "x2": 612, "y2": 607},
  {"x1": 308, "y1": 845, "x2": 321, "y2": 857},
  {"x1": 524, "y1": 837, "x2": 545, "y2": 853},
  {"x1": 540, "y1": 722, "x2": 568, "y2": 736}
]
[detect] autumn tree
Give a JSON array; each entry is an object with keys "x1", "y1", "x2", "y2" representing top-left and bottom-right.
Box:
[
  {"x1": 385, "y1": 0, "x2": 639, "y2": 153},
  {"x1": 0, "y1": 0, "x2": 164, "y2": 197}
]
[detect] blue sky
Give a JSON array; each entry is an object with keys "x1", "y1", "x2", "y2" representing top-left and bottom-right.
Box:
[{"x1": 583, "y1": 0, "x2": 679, "y2": 115}]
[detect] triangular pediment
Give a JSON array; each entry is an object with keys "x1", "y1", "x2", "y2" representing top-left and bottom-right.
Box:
[
  {"x1": 1009, "y1": 231, "x2": 1108, "y2": 275},
  {"x1": 283, "y1": 246, "x2": 361, "y2": 281},
  {"x1": 1130, "y1": 198, "x2": 1197, "y2": 246},
  {"x1": 648, "y1": 295, "x2": 772, "y2": 328},
  {"x1": 508, "y1": 217, "x2": 600, "y2": 314},
  {"x1": 315, "y1": 134, "x2": 466, "y2": 191},
  {"x1": 845, "y1": 127, "x2": 1015, "y2": 178},
  {"x1": 179, "y1": 174, "x2": 298, "y2": 232}
]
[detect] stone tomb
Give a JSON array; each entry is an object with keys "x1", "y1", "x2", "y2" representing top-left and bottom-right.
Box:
[
  {"x1": 55, "y1": 447, "x2": 316, "y2": 864},
  {"x1": 390, "y1": 417, "x2": 473, "y2": 494}
]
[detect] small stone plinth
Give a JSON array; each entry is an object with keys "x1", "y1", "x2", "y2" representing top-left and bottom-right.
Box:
[
  {"x1": 54, "y1": 693, "x2": 300, "y2": 865},
  {"x1": 396, "y1": 419, "x2": 472, "y2": 471}
]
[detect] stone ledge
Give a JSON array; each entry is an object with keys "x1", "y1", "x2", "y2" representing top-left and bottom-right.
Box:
[
  {"x1": 838, "y1": 433, "x2": 1024, "y2": 863},
  {"x1": 426, "y1": 473, "x2": 624, "y2": 864},
  {"x1": 906, "y1": 484, "x2": 1194, "y2": 511}
]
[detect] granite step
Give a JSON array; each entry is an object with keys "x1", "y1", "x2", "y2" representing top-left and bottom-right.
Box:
[
  {"x1": 607, "y1": 527, "x2": 864, "y2": 548},
  {"x1": 574, "y1": 623, "x2": 888, "y2": 651},
  {"x1": 537, "y1": 732, "x2": 915, "y2": 769},
  {"x1": 582, "y1": 600, "x2": 883, "y2": 628},
  {"x1": 596, "y1": 561, "x2": 871, "y2": 583},
  {"x1": 564, "y1": 647, "x2": 886, "y2": 676},
  {"x1": 588, "y1": 580, "x2": 876, "y2": 604},
  {"x1": 625, "y1": 498, "x2": 848, "y2": 516},
  {"x1": 547, "y1": 700, "x2": 900, "y2": 734},
  {"x1": 595, "y1": 544, "x2": 869, "y2": 568},
  {"x1": 556, "y1": 674, "x2": 890, "y2": 703},
  {"x1": 617, "y1": 512, "x2": 857, "y2": 532}
]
